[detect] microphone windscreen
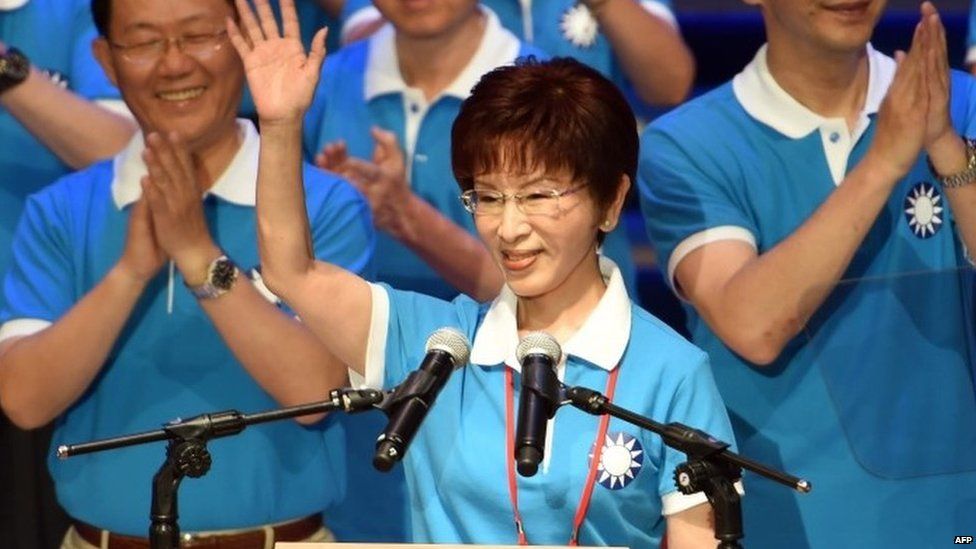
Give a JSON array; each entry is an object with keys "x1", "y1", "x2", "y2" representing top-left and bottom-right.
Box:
[
  {"x1": 516, "y1": 331, "x2": 562, "y2": 365},
  {"x1": 425, "y1": 327, "x2": 471, "y2": 366}
]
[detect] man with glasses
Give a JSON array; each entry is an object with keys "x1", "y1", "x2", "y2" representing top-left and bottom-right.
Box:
[{"x1": 0, "y1": 0, "x2": 374, "y2": 546}]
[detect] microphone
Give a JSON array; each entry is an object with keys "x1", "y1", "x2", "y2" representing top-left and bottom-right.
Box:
[
  {"x1": 515, "y1": 331, "x2": 563, "y2": 477},
  {"x1": 373, "y1": 327, "x2": 471, "y2": 472}
]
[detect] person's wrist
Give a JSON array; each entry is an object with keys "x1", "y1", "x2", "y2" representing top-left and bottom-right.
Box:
[
  {"x1": 393, "y1": 192, "x2": 424, "y2": 245},
  {"x1": 110, "y1": 261, "x2": 155, "y2": 291},
  {"x1": 926, "y1": 131, "x2": 967, "y2": 175},
  {"x1": 860, "y1": 148, "x2": 907, "y2": 186},
  {"x1": 175, "y1": 243, "x2": 223, "y2": 287}
]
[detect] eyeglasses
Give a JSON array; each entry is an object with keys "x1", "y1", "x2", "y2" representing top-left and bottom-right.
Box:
[
  {"x1": 109, "y1": 30, "x2": 229, "y2": 64},
  {"x1": 460, "y1": 183, "x2": 586, "y2": 217}
]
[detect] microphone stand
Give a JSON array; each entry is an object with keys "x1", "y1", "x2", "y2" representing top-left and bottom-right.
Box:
[
  {"x1": 563, "y1": 386, "x2": 811, "y2": 549},
  {"x1": 56, "y1": 387, "x2": 385, "y2": 549}
]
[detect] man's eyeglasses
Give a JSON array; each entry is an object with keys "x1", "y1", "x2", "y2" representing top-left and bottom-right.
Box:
[
  {"x1": 460, "y1": 183, "x2": 586, "y2": 217},
  {"x1": 109, "y1": 30, "x2": 229, "y2": 64}
]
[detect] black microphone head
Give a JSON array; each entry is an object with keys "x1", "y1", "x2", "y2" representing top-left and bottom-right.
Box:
[
  {"x1": 373, "y1": 439, "x2": 398, "y2": 472},
  {"x1": 426, "y1": 327, "x2": 471, "y2": 367},
  {"x1": 516, "y1": 447, "x2": 542, "y2": 477},
  {"x1": 516, "y1": 331, "x2": 562, "y2": 365}
]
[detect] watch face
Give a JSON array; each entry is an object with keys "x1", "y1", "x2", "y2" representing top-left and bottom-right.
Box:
[
  {"x1": 1, "y1": 48, "x2": 30, "y2": 82},
  {"x1": 211, "y1": 259, "x2": 238, "y2": 290}
]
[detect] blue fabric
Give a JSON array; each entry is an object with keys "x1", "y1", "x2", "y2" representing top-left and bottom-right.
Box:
[
  {"x1": 340, "y1": 0, "x2": 670, "y2": 116},
  {"x1": 638, "y1": 72, "x2": 976, "y2": 548},
  {"x1": 1, "y1": 160, "x2": 375, "y2": 535},
  {"x1": 0, "y1": 0, "x2": 120, "y2": 312},
  {"x1": 303, "y1": 38, "x2": 637, "y2": 299},
  {"x1": 374, "y1": 283, "x2": 735, "y2": 549}
]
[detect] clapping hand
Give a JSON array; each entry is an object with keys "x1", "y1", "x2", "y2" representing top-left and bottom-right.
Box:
[
  {"x1": 315, "y1": 127, "x2": 418, "y2": 239},
  {"x1": 141, "y1": 132, "x2": 220, "y2": 285}
]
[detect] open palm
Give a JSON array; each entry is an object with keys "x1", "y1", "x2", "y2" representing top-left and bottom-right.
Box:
[{"x1": 227, "y1": 0, "x2": 327, "y2": 123}]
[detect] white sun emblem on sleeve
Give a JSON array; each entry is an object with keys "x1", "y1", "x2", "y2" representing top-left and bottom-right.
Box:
[
  {"x1": 904, "y1": 182, "x2": 944, "y2": 239},
  {"x1": 589, "y1": 431, "x2": 644, "y2": 490},
  {"x1": 560, "y1": 3, "x2": 600, "y2": 48}
]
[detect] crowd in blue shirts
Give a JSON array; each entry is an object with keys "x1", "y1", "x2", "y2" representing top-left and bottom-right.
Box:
[{"x1": 1, "y1": 0, "x2": 974, "y2": 548}]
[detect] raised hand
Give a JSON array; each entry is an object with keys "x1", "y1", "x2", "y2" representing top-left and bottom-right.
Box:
[
  {"x1": 141, "y1": 132, "x2": 221, "y2": 285},
  {"x1": 866, "y1": 20, "x2": 929, "y2": 182},
  {"x1": 227, "y1": 0, "x2": 327, "y2": 124},
  {"x1": 117, "y1": 195, "x2": 168, "y2": 284}
]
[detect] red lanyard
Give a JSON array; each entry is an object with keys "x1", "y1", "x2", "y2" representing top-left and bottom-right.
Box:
[{"x1": 504, "y1": 365, "x2": 620, "y2": 546}]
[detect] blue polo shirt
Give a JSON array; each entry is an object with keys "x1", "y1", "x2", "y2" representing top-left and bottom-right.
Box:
[
  {"x1": 359, "y1": 257, "x2": 736, "y2": 548},
  {"x1": 639, "y1": 44, "x2": 976, "y2": 548},
  {"x1": 0, "y1": 0, "x2": 121, "y2": 310},
  {"x1": 306, "y1": 10, "x2": 637, "y2": 299},
  {"x1": 0, "y1": 121, "x2": 375, "y2": 535},
  {"x1": 341, "y1": 0, "x2": 675, "y2": 116}
]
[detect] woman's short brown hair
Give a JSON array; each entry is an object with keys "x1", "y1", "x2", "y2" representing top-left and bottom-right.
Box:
[{"x1": 452, "y1": 57, "x2": 638, "y2": 217}]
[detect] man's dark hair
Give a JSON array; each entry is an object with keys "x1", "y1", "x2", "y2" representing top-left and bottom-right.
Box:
[{"x1": 91, "y1": 0, "x2": 237, "y2": 38}]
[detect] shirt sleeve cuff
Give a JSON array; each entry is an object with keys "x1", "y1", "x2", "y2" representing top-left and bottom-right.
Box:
[
  {"x1": 640, "y1": 0, "x2": 677, "y2": 29},
  {"x1": 0, "y1": 318, "x2": 52, "y2": 343},
  {"x1": 341, "y1": 6, "x2": 383, "y2": 43},
  {"x1": 357, "y1": 283, "x2": 391, "y2": 390},
  {"x1": 966, "y1": 46, "x2": 976, "y2": 67},
  {"x1": 667, "y1": 225, "x2": 757, "y2": 299},
  {"x1": 661, "y1": 480, "x2": 745, "y2": 516},
  {"x1": 94, "y1": 98, "x2": 134, "y2": 119}
]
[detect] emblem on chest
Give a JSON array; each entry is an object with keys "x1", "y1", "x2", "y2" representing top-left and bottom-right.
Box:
[
  {"x1": 560, "y1": 3, "x2": 600, "y2": 48},
  {"x1": 904, "y1": 182, "x2": 944, "y2": 239},
  {"x1": 590, "y1": 431, "x2": 644, "y2": 490}
]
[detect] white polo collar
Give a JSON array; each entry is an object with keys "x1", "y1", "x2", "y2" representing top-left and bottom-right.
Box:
[
  {"x1": 732, "y1": 44, "x2": 894, "y2": 184},
  {"x1": 363, "y1": 6, "x2": 522, "y2": 103},
  {"x1": 732, "y1": 43, "x2": 894, "y2": 139},
  {"x1": 111, "y1": 119, "x2": 260, "y2": 209},
  {"x1": 0, "y1": 0, "x2": 28, "y2": 11},
  {"x1": 469, "y1": 256, "x2": 632, "y2": 372}
]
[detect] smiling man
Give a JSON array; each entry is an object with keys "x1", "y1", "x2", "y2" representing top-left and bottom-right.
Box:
[
  {"x1": 0, "y1": 0, "x2": 375, "y2": 546},
  {"x1": 639, "y1": 1, "x2": 976, "y2": 547}
]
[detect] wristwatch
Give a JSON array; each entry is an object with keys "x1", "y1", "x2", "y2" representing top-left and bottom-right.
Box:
[
  {"x1": 187, "y1": 255, "x2": 239, "y2": 299},
  {"x1": 929, "y1": 137, "x2": 976, "y2": 189},
  {"x1": 0, "y1": 47, "x2": 30, "y2": 96}
]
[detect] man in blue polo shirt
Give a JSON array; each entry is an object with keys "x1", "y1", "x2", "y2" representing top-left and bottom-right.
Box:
[
  {"x1": 305, "y1": 0, "x2": 542, "y2": 302},
  {"x1": 340, "y1": 0, "x2": 694, "y2": 113},
  {"x1": 640, "y1": 1, "x2": 976, "y2": 547},
  {"x1": 305, "y1": 0, "x2": 639, "y2": 300},
  {"x1": 0, "y1": 0, "x2": 374, "y2": 546}
]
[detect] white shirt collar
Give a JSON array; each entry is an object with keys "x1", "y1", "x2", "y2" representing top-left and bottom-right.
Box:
[
  {"x1": 363, "y1": 6, "x2": 522, "y2": 102},
  {"x1": 111, "y1": 119, "x2": 260, "y2": 209},
  {"x1": 0, "y1": 0, "x2": 28, "y2": 11},
  {"x1": 732, "y1": 43, "x2": 895, "y2": 139},
  {"x1": 469, "y1": 256, "x2": 632, "y2": 372}
]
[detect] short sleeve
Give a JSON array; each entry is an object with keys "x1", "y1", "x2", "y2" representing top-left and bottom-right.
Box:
[
  {"x1": 1, "y1": 189, "x2": 76, "y2": 328},
  {"x1": 68, "y1": 0, "x2": 120, "y2": 101},
  {"x1": 304, "y1": 165, "x2": 375, "y2": 279},
  {"x1": 638, "y1": 124, "x2": 758, "y2": 289},
  {"x1": 657, "y1": 352, "x2": 739, "y2": 514},
  {"x1": 362, "y1": 284, "x2": 477, "y2": 391},
  {"x1": 640, "y1": 0, "x2": 676, "y2": 28}
]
